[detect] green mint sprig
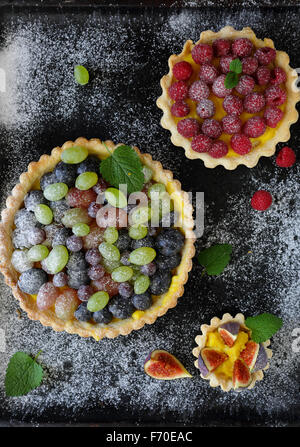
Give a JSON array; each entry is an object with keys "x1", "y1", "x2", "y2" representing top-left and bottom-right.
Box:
[
  {"x1": 100, "y1": 144, "x2": 144, "y2": 194},
  {"x1": 198, "y1": 243, "x2": 232, "y2": 276},
  {"x1": 245, "y1": 313, "x2": 283, "y2": 343},
  {"x1": 224, "y1": 58, "x2": 242, "y2": 89},
  {"x1": 5, "y1": 351, "x2": 44, "y2": 397}
]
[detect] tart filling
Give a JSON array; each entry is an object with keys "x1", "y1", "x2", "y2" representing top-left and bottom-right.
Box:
[
  {"x1": 0, "y1": 138, "x2": 195, "y2": 340},
  {"x1": 157, "y1": 26, "x2": 300, "y2": 169},
  {"x1": 192, "y1": 313, "x2": 272, "y2": 391}
]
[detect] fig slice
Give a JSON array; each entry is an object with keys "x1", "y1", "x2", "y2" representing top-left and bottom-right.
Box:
[
  {"x1": 201, "y1": 348, "x2": 228, "y2": 372},
  {"x1": 240, "y1": 340, "x2": 260, "y2": 370},
  {"x1": 144, "y1": 350, "x2": 192, "y2": 380},
  {"x1": 252, "y1": 344, "x2": 268, "y2": 372},
  {"x1": 218, "y1": 322, "x2": 240, "y2": 347},
  {"x1": 232, "y1": 358, "x2": 252, "y2": 389}
]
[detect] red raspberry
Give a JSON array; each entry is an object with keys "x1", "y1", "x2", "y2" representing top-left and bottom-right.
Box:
[
  {"x1": 270, "y1": 67, "x2": 287, "y2": 85},
  {"x1": 196, "y1": 99, "x2": 215, "y2": 118},
  {"x1": 209, "y1": 140, "x2": 228, "y2": 158},
  {"x1": 231, "y1": 134, "x2": 252, "y2": 155},
  {"x1": 177, "y1": 118, "x2": 200, "y2": 138},
  {"x1": 212, "y1": 74, "x2": 232, "y2": 98},
  {"x1": 256, "y1": 66, "x2": 271, "y2": 86},
  {"x1": 276, "y1": 146, "x2": 296, "y2": 167},
  {"x1": 219, "y1": 54, "x2": 235, "y2": 73},
  {"x1": 192, "y1": 43, "x2": 213, "y2": 64},
  {"x1": 188, "y1": 80, "x2": 210, "y2": 102},
  {"x1": 243, "y1": 116, "x2": 266, "y2": 138},
  {"x1": 222, "y1": 115, "x2": 242, "y2": 134},
  {"x1": 235, "y1": 75, "x2": 255, "y2": 95},
  {"x1": 199, "y1": 64, "x2": 218, "y2": 84},
  {"x1": 191, "y1": 134, "x2": 212, "y2": 153},
  {"x1": 244, "y1": 92, "x2": 265, "y2": 113},
  {"x1": 168, "y1": 81, "x2": 188, "y2": 101},
  {"x1": 223, "y1": 94, "x2": 243, "y2": 115},
  {"x1": 202, "y1": 119, "x2": 222, "y2": 138},
  {"x1": 172, "y1": 61, "x2": 193, "y2": 81},
  {"x1": 255, "y1": 47, "x2": 276, "y2": 65},
  {"x1": 265, "y1": 85, "x2": 287, "y2": 106},
  {"x1": 264, "y1": 106, "x2": 283, "y2": 128},
  {"x1": 251, "y1": 190, "x2": 272, "y2": 211},
  {"x1": 171, "y1": 100, "x2": 190, "y2": 117},
  {"x1": 213, "y1": 38, "x2": 231, "y2": 57},
  {"x1": 241, "y1": 56, "x2": 258, "y2": 75},
  {"x1": 232, "y1": 38, "x2": 253, "y2": 57}
]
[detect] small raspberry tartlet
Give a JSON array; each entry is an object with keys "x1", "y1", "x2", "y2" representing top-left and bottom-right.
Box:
[{"x1": 157, "y1": 26, "x2": 300, "y2": 169}]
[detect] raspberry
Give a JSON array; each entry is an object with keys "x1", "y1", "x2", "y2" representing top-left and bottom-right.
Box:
[
  {"x1": 223, "y1": 94, "x2": 243, "y2": 115},
  {"x1": 191, "y1": 134, "x2": 212, "y2": 153},
  {"x1": 212, "y1": 74, "x2": 232, "y2": 98},
  {"x1": 177, "y1": 118, "x2": 200, "y2": 138},
  {"x1": 199, "y1": 64, "x2": 218, "y2": 84},
  {"x1": 171, "y1": 100, "x2": 190, "y2": 117},
  {"x1": 235, "y1": 75, "x2": 255, "y2": 95},
  {"x1": 201, "y1": 119, "x2": 222, "y2": 138},
  {"x1": 231, "y1": 134, "x2": 252, "y2": 155},
  {"x1": 276, "y1": 146, "x2": 296, "y2": 168},
  {"x1": 196, "y1": 99, "x2": 215, "y2": 118},
  {"x1": 222, "y1": 115, "x2": 242, "y2": 134},
  {"x1": 219, "y1": 54, "x2": 235, "y2": 73},
  {"x1": 256, "y1": 66, "x2": 271, "y2": 86},
  {"x1": 243, "y1": 92, "x2": 265, "y2": 113},
  {"x1": 172, "y1": 61, "x2": 193, "y2": 81},
  {"x1": 270, "y1": 67, "x2": 287, "y2": 85},
  {"x1": 251, "y1": 190, "x2": 272, "y2": 211},
  {"x1": 243, "y1": 116, "x2": 266, "y2": 138},
  {"x1": 209, "y1": 140, "x2": 228, "y2": 158},
  {"x1": 212, "y1": 38, "x2": 231, "y2": 57},
  {"x1": 264, "y1": 106, "x2": 283, "y2": 128},
  {"x1": 232, "y1": 38, "x2": 253, "y2": 57},
  {"x1": 265, "y1": 85, "x2": 287, "y2": 106},
  {"x1": 188, "y1": 80, "x2": 210, "y2": 102},
  {"x1": 191, "y1": 43, "x2": 213, "y2": 64},
  {"x1": 255, "y1": 47, "x2": 276, "y2": 65},
  {"x1": 168, "y1": 81, "x2": 188, "y2": 101},
  {"x1": 241, "y1": 56, "x2": 258, "y2": 75}
]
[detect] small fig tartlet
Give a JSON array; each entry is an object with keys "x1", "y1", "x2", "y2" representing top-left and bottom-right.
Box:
[{"x1": 192, "y1": 313, "x2": 272, "y2": 391}]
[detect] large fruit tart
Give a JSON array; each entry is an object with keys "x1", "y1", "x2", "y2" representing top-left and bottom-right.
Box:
[
  {"x1": 157, "y1": 26, "x2": 300, "y2": 169},
  {"x1": 0, "y1": 138, "x2": 195, "y2": 340}
]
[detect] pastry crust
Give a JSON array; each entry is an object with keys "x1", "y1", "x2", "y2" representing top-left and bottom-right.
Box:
[
  {"x1": 192, "y1": 313, "x2": 272, "y2": 392},
  {"x1": 0, "y1": 137, "x2": 195, "y2": 340},
  {"x1": 157, "y1": 26, "x2": 300, "y2": 169}
]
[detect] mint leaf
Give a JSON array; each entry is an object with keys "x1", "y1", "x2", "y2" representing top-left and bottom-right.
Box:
[
  {"x1": 198, "y1": 244, "x2": 232, "y2": 275},
  {"x1": 225, "y1": 71, "x2": 239, "y2": 89},
  {"x1": 229, "y1": 58, "x2": 242, "y2": 74},
  {"x1": 245, "y1": 313, "x2": 283, "y2": 343},
  {"x1": 100, "y1": 145, "x2": 144, "y2": 194},
  {"x1": 5, "y1": 351, "x2": 43, "y2": 397}
]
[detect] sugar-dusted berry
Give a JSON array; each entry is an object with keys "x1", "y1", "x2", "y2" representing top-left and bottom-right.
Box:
[
  {"x1": 270, "y1": 67, "x2": 287, "y2": 85},
  {"x1": 244, "y1": 92, "x2": 265, "y2": 113},
  {"x1": 196, "y1": 99, "x2": 215, "y2": 119},
  {"x1": 276, "y1": 146, "x2": 296, "y2": 168},
  {"x1": 191, "y1": 43, "x2": 213, "y2": 64},
  {"x1": 177, "y1": 118, "x2": 200, "y2": 138},
  {"x1": 208, "y1": 140, "x2": 228, "y2": 158},
  {"x1": 188, "y1": 80, "x2": 210, "y2": 102},
  {"x1": 191, "y1": 134, "x2": 212, "y2": 153},
  {"x1": 235, "y1": 75, "x2": 255, "y2": 95},
  {"x1": 243, "y1": 116, "x2": 266, "y2": 138},
  {"x1": 171, "y1": 100, "x2": 190, "y2": 117},
  {"x1": 202, "y1": 119, "x2": 222, "y2": 139},
  {"x1": 231, "y1": 134, "x2": 252, "y2": 155},
  {"x1": 55, "y1": 288, "x2": 79, "y2": 320},
  {"x1": 232, "y1": 38, "x2": 253, "y2": 57},
  {"x1": 199, "y1": 64, "x2": 218, "y2": 84},
  {"x1": 212, "y1": 74, "x2": 233, "y2": 97},
  {"x1": 264, "y1": 106, "x2": 283, "y2": 128},
  {"x1": 212, "y1": 38, "x2": 231, "y2": 57},
  {"x1": 219, "y1": 55, "x2": 235, "y2": 74},
  {"x1": 241, "y1": 56, "x2": 258, "y2": 75},
  {"x1": 172, "y1": 61, "x2": 193, "y2": 81},
  {"x1": 222, "y1": 115, "x2": 242, "y2": 134},
  {"x1": 66, "y1": 187, "x2": 97, "y2": 208},
  {"x1": 92, "y1": 273, "x2": 120, "y2": 297},
  {"x1": 255, "y1": 47, "x2": 276, "y2": 65},
  {"x1": 256, "y1": 66, "x2": 271, "y2": 86},
  {"x1": 223, "y1": 95, "x2": 243, "y2": 116},
  {"x1": 265, "y1": 85, "x2": 287, "y2": 107},
  {"x1": 251, "y1": 190, "x2": 272, "y2": 211},
  {"x1": 168, "y1": 81, "x2": 189, "y2": 101},
  {"x1": 37, "y1": 282, "x2": 60, "y2": 310}
]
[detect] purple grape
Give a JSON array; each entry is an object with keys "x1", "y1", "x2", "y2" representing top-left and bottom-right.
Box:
[
  {"x1": 53, "y1": 272, "x2": 68, "y2": 287},
  {"x1": 85, "y1": 248, "x2": 102, "y2": 265},
  {"x1": 88, "y1": 264, "x2": 105, "y2": 280},
  {"x1": 78, "y1": 285, "x2": 94, "y2": 301},
  {"x1": 140, "y1": 262, "x2": 156, "y2": 276},
  {"x1": 66, "y1": 235, "x2": 83, "y2": 252},
  {"x1": 120, "y1": 251, "x2": 131, "y2": 266},
  {"x1": 118, "y1": 282, "x2": 133, "y2": 298}
]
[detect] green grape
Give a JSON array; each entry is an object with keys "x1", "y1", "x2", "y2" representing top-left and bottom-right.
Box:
[
  {"x1": 62, "y1": 208, "x2": 90, "y2": 227},
  {"x1": 75, "y1": 172, "x2": 98, "y2": 190},
  {"x1": 143, "y1": 165, "x2": 153, "y2": 183},
  {"x1": 34, "y1": 204, "x2": 53, "y2": 225},
  {"x1": 111, "y1": 266, "x2": 133, "y2": 282},
  {"x1": 87, "y1": 291, "x2": 109, "y2": 312},
  {"x1": 134, "y1": 274, "x2": 150, "y2": 294},
  {"x1": 105, "y1": 187, "x2": 127, "y2": 209},
  {"x1": 74, "y1": 65, "x2": 89, "y2": 85},
  {"x1": 101, "y1": 258, "x2": 121, "y2": 273},
  {"x1": 131, "y1": 266, "x2": 141, "y2": 281},
  {"x1": 44, "y1": 245, "x2": 69, "y2": 274},
  {"x1": 131, "y1": 206, "x2": 152, "y2": 225},
  {"x1": 148, "y1": 183, "x2": 166, "y2": 199},
  {"x1": 43, "y1": 182, "x2": 68, "y2": 201},
  {"x1": 129, "y1": 225, "x2": 148, "y2": 240},
  {"x1": 27, "y1": 244, "x2": 49, "y2": 262},
  {"x1": 104, "y1": 227, "x2": 119, "y2": 244},
  {"x1": 61, "y1": 146, "x2": 88, "y2": 164},
  {"x1": 72, "y1": 223, "x2": 90, "y2": 237},
  {"x1": 99, "y1": 242, "x2": 120, "y2": 261},
  {"x1": 129, "y1": 247, "x2": 156, "y2": 265}
]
